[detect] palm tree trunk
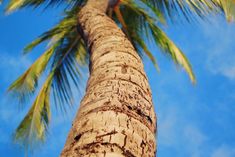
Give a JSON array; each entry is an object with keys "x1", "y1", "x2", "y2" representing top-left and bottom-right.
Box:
[{"x1": 61, "y1": 0, "x2": 157, "y2": 156}]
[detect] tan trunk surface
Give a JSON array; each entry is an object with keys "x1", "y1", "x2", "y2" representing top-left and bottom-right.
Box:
[{"x1": 61, "y1": 0, "x2": 157, "y2": 156}]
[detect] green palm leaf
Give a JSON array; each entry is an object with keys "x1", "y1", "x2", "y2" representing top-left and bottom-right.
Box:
[
  {"x1": 8, "y1": 5, "x2": 87, "y2": 147},
  {"x1": 150, "y1": 24, "x2": 196, "y2": 83},
  {"x1": 8, "y1": 45, "x2": 56, "y2": 104},
  {"x1": 133, "y1": 32, "x2": 160, "y2": 71},
  {"x1": 5, "y1": 0, "x2": 86, "y2": 13},
  {"x1": 24, "y1": 7, "x2": 79, "y2": 54},
  {"x1": 155, "y1": 0, "x2": 235, "y2": 22},
  {"x1": 8, "y1": 5, "x2": 85, "y2": 104},
  {"x1": 121, "y1": 0, "x2": 196, "y2": 82},
  {"x1": 14, "y1": 35, "x2": 87, "y2": 147},
  {"x1": 14, "y1": 72, "x2": 53, "y2": 148},
  {"x1": 51, "y1": 35, "x2": 87, "y2": 112}
]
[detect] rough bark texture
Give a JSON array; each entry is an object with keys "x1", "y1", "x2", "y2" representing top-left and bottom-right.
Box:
[{"x1": 61, "y1": 0, "x2": 157, "y2": 156}]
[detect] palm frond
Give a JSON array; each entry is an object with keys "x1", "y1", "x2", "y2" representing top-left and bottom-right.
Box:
[
  {"x1": 5, "y1": 0, "x2": 86, "y2": 13},
  {"x1": 14, "y1": 34, "x2": 87, "y2": 150},
  {"x1": 6, "y1": 0, "x2": 60, "y2": 13},
  {"x1": 120, "y1": 0, "x2": 195, "y2": 82},
  {"x1": 155, "y1": 0, "x2": 235, "y2": 22},
  {"x1": 8, "y1": 45, "x2": 56, "y2": 104},
  {"x1": 7, "y1": 4, "x2": 87, "y2": 104},
  {"x1": 9, "y1": 0, "x2": 235, "y2": 151},
  {"x1": 9, "y1": 4, "x2": 88, "y2": 148},
  {"x1": 132, "y1": 32, "x2": 160, "y2": 71},
  {"x1": 139, "y1": 0, "x2": 166, "y2": 24},
  {"x1": 51, "y1": 35, "x2": 87, "y2": 112},
  {"x1": 14, "y1": 72, "x2": 53, "y2": 148},
  {"x1": 13, "y1": 33, "x2": 87, "y2": 149},
  {"x1": 114, "y1": 4, "x2": 160, "y2": 71},
  {"x1": 150, "y1": 24, "x2": 196, "y2": 83},
  {"x1": 24, "y1": 7, "x2": 79, "y2": 54}
]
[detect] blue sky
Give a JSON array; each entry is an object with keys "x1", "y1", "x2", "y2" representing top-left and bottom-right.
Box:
[{"x1": 1, "y1": 3, "x2": 235, "y2": 157}]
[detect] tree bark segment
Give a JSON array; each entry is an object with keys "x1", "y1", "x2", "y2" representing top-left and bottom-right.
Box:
[{"x1": 61, "y1": 1, "x2": 157, "y2": 156}]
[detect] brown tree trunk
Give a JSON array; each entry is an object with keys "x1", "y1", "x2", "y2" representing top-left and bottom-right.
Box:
[{"x1": 61, "y1": 0, "x2": 157, "y2": 156}]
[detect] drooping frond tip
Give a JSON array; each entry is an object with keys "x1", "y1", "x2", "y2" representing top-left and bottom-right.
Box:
[
  {"x1": 150, "y1": 24, "x2": 196, "y2": 84},
  {"x1": 5, "y1": 0, "x2": 86, "y2": 13},
  {"x1": 14, "y1": 73, "x2": 53, "y2": 149},
  {"x1": 5, "y1": 0, "x2": 37, "y2": 13},
  {"x1": 5, "y1": 0, "x2": 59, "y2": 13}
]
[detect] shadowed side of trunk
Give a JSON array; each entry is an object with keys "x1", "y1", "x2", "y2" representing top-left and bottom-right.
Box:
[{"x1": 61, "y1": 0, "x2": 157, "y2": 156}]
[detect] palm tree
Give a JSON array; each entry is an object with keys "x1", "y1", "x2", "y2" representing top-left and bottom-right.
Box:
[{"x1": 4, "y1": 0, "x2": 235, "y2": 156}]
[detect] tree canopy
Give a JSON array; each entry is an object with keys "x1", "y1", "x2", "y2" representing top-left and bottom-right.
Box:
[{"x1": 2, "y1": 0, "x2": 235, "y2": 150}]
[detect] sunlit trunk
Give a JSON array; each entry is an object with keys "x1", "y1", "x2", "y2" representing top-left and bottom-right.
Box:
[{"x1": 61, "y1": 0, "x2": 157, "y2": 156}]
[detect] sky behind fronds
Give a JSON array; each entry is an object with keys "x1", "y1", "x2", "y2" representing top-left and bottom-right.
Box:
[{"x1": 0, "y1": 4, "x2": 235, "y2": 157}]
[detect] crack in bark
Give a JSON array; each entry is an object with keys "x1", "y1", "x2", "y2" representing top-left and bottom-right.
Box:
[
  {"x1": 96, "y1": 129, "x2": 118, "y2": 139},
  {"x1": 122, "y1": 130, "x2": 127, "y2": 148},
  {"x1": 71, "y1": 141, "x2": 136, "y2": 157},
  {"x1": 87, "y1": 77, "x2": 150, "y2": 97},
  {"x1": 89, "y1": 25, "x2": 123, "y2": 38},
  {"x1": 83, "y1": 105, "x2": 155, "y2": 133},
  {"x1": 140, "y1": 140, "x2": 146, "y2": 157},
  {"x1": 91, "y1": 61, "x2": 143, "y2": 75},
  {"x1": 81, "y1": 119, "x2": 89, "y2": 128},
  {"x1": 91, "y1": 48, "x2": 141, "y2": 66},
  {"x1": 80, "y1": 97, "x2": 107, "y2": 108},
  {"x1": 83, "y1": 80, "x2": 152, "y2": 105},
  {"x1": 91, "y1": 63, "x2": 148, "y2": 82}
]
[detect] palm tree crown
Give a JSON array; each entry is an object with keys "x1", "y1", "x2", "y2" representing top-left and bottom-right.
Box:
[{"x1": 3, "y1": 0, "x2": 235, "y2": 150}]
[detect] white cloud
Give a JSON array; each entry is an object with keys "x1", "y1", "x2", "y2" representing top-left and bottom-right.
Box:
[
  {"x1": 0, "y1": 52, "x2": 32, "y2": 83},
  {"x1": 184, "y1": 125, "x2": 207, "y2": 146},
  {"x1": 183, "y1": 125, "x2": 207, "y2": 157},
  {"x1": 0, "y1": 52, "x2": 31, "y2": 69},
  {"x1": 208, "y1": 63, "x2": 235, "y2": 80},
  {"x1": 158, "y1": 107, "x2": 179, "y2": 146},
  {"x1": 202, "y1": 18, "x2": 235, "y2": 80},
  {"x1": 211, "y1": 145, "x2": 235, "y2": 157},
  {"x1": 158, "y1": 104, "x2": 208, "y2": 157},
  {"x1": 0, "y1": 106, "x2": 15, "y2": 122}
]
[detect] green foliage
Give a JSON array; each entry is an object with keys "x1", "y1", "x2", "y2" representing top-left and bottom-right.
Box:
[
  {"x1": 14, "y1": 73, "x2": 53, "y2": 148},
  {"x1": 7, "y1": 4, "x2": 87, "y2": 149},
  {"x1": 150, "y1": 24, "x2": 196, "y2": 82},
  {"x1": 8, "y1": 45, "x2": 56, "y2": 103},
  {"x1": 5, "y1": 0, "x2": 235, "y2": 151},
  {"x1": 119, "y1": 0, "x2": 195, "y2": 82},
  {"x1": 51, "y1": 35, "x2": 86, "y2": 112},
  {"x1": 5, "y1": 0, "x2": 85, "y2": 13},
  {"x1": 155, "y1": 0, "x2": 235, "y2": 22},
  {"x1": 24, "y1": 6, "x2": 79, "y2": 53}
]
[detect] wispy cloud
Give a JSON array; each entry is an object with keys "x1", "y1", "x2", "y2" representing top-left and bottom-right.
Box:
[
  {"x1": 0, "y1": 51, "x2": 32, "y2": 150},
  {"x1": 211, "y1": 145, "x2": 235, "y2": 157},
  {"x1": 157, "y1": 100, "x2": 208, "y2": 157},
  {"x1": 0, "y1": 52, "x2": 32, "y2": 84},
  {"x1": 201, "y1": 18, "x2": 235, "y2": 80},
  {"x1": 183, "y1": 125, "x2": 207, "y2": 157},
  {"x1": 0, "y1": 52, "x2": 31, "y2": 68}
]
